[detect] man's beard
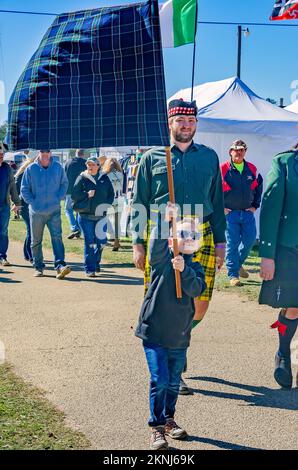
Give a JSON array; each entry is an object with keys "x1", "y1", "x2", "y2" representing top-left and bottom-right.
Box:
[{"x1": 172, "y1": 128, "x2": 196, "y2": 143}]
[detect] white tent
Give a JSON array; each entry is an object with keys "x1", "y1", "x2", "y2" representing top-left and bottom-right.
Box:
[
  {"x1": 169, "y1": 77, "x2": 298, "y2": 182},
  {"x1": 285, "y1": 100, "x2": 298, "y2": 113}
]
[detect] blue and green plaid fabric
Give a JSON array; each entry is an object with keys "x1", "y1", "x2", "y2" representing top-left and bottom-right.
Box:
[{"x1": 7, "y1": 0, "x2": 169, "y2": 150}]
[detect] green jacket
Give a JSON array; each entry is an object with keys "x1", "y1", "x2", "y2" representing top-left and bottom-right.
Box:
[
  {"x1": 259, "y1": 150, "x2": 298, "y2": 259},
  {"x1": 132, "y1": 142, "x2": 226, "y2": 244}
]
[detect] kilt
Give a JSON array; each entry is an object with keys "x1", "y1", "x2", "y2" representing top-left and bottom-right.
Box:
[
  {"x1": 259, "y1": 245, "x2": 298, "y2": 308},
  {"x1": 144, "y1": 220, "x2": 216, "y2": 301}
]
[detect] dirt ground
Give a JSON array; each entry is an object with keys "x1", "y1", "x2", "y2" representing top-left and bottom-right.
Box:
[{"x1": 1, "y1": 241, "x2": 297, "y2": 450}]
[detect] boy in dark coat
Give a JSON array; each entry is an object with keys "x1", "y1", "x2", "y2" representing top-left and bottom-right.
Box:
[{"x1": 135, "y1": 209, "x2": 206, "y2": 450}]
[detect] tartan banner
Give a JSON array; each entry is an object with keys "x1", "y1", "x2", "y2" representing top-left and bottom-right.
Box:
[
  {"x1": 270, "y1": 1, "x2": 298, "y2": 20},
  {"x1": 7, "y1": 0, "x2": 170, "y2": 150}
]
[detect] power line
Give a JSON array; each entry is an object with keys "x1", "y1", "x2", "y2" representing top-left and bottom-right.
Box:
[
  {"x1": 0, "y1": 9, "x2": 298, "y2": 27},
  {"x1": 0, "y1": 9, "x2": 57, "y2": 16},
  {"x1": 198, "y1": 20, "x2": 298, "y2": 27}
]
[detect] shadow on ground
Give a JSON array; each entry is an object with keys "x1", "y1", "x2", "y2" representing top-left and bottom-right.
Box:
[{"x1": 186, "y1": 376, "x2": 298, "y2": 411}]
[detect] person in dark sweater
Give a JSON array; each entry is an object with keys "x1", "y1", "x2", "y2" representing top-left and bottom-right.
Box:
[
  {"x1": 64, "y1": 149, "x2": 87, "y2": 239},
  {"x1": 135, "y1": 209, "x2": 206, "y2": 450},
  {"x1": 0, "y1": 142, "x2": 21, "y2": 266},
  {"x1": 15, "y1": 157, "x2": 37, "y2": 263},
  {"x1": 71, "y1": 157, "x2": 114, "y2": 277}
]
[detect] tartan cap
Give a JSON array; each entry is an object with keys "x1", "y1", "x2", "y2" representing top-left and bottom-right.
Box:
[
  {"x1": 168, "y1": 99, "x2": 198, "y2": 118},
  {"x1": 230, "y1": 139, "x2": 247, "y2": 150}
]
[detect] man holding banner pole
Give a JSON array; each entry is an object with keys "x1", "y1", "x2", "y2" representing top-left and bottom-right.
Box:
[{"x1": 132, "y1": 98, "x2": 226, "y2": 395}]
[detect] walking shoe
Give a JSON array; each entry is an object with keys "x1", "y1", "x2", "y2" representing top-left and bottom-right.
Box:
[
  {"x1": 67, "y1": 230, "x2": 81, "y2": 240},
  {"x1": 164, "y1": 419, "x2": 188, "y2": 440},
  {"x1": 56, "y1": 265, "x2": 71, "y2": 280},
  {"x1": 239, "y1": 266, "x2": 249, "y2": 278},
  {"x1": 86, "y1": 272, "x2": 96, "y2": 278},
  {"x1": 274, "y1": 352, "x2": 292, "y2": 389},
  {"x1": 34, "y1": 269, "x2": 44, "y2": 277},
  {"x1": 230, "y1": 277, "x2": 242, "y2": 287},
  {"x1": 179, "y1": 378, "x2": 193, "y2": 395},
  {"x1": 0, "y1": 258, "x2": 11, "y2": 267},
  {"x1": 150, "y1": 426, "x2": 168, "y2": 450}
]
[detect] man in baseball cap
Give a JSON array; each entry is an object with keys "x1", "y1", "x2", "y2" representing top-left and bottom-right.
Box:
[{"x1": 220, "y1": 139, "x2": 263, "y2": 286}]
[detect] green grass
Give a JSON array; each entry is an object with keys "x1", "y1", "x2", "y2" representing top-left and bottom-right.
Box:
[
  {"x1": 9, "y1": 212, "x2": 134, "y2": 267},
  {"x1": 214, "y1": 247, "x2": 261, "y2": 301},
  {"x1": 0, "y1": 364, "x2": 91, "y2": 450}
]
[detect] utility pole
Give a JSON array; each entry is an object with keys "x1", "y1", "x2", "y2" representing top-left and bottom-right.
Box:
[{"x1": 237, "y1": 26, "x2": 250, "y2": 79}]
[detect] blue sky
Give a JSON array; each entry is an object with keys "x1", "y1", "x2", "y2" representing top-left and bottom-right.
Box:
[{"x1": 0, "y1": 0, "x2": 298, "y2": 124}]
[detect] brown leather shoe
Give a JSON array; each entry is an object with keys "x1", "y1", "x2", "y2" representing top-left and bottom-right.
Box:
[{"x1": 239, "y1": 266, "x2": 249, "y2": 278}]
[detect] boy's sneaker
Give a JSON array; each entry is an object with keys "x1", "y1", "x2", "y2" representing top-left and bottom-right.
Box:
[
  {"x1": 164, "y1": 419, "x2": 188, "y2": 440},
  {"x1": 34, "y1": 269, "x2": 44, "y2": 277},
  {"x1": 150, "y1": 426, "x2": 168, "y2": 450},
  {"x1": 0, "y1": 258, "x2": 11, "y2": 267},
  {"x1": 56, "y1": 265, "x2": 71, "y2": 280},
  {"x1": 179, "y1": 378, "x2": 192, "y2": 395}
]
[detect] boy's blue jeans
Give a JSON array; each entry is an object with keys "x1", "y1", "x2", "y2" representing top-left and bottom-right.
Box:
[
  {"x1": 225, "y1": 210, "x2": 257, "y2": 279},
  {"x1": 143, "y1": 342, "x2": 187, "y2": 427},
  {"x1": 0, "y1": 205, "x2": 10, "y2": 260},
  {"x1": 30, "y1": 209, "x2": 66, "y2": 270}
]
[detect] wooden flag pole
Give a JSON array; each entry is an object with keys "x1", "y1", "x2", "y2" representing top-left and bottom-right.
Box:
[{"x1": 165, "y1": 146, "x2": 182, "y2": 299}]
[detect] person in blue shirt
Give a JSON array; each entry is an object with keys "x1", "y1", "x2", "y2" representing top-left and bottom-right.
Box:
[{"x1": 135, "y1": 206, "x2": 206, "y2": 450}]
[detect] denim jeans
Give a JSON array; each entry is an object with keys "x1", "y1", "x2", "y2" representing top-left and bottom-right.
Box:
[
  {"x1": 30, "y1": 209, "x2": 66, "y2": 270},
  {"x1": 225, "y1": 210, "x2": 257, "y2": 279},
  {"x1": 143, "y1": 342, "x2": 187, "y2": 427},
  {"x1": 20, "y1": 205, "x2": 32, "y2": 262},
  {"x1": 64, "y1": 194, "x2": 80, "y2": 232},
  {"x1": 78, "y1": 216, "x2": 107, "y2": 273},
  {"x1": 0, "y1": 204, "x2": 10, "y2": 260}
]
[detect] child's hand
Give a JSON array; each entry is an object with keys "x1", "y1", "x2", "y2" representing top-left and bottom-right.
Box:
[
  {"x1": 172, "y1": 255, "x2": 185, "y2": 272},
  {"x1": 165, "y1": 202, "x2": 178, "y2": 222}
]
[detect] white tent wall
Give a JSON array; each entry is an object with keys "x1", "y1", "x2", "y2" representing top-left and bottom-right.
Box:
[{"x1": 169, "y1": 77, "x2": 298, "y2": 235}]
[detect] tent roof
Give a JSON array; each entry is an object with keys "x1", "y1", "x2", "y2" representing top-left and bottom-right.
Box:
[
  {"x1": 285, "y1": 100, "x2": 298, "y2": 113},
  {"x1": 169, "y1": 77, "x2": 298, "y2": 138}
]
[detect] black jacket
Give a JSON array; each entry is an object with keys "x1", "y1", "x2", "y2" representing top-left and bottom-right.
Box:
[
  {"x1": 0, "y1": 162, "x2": 21, "y2": 207},
  {"x1": 135, "y1": 228, "x2": 206, "y2": 349},
  {"x1": 220, "y1": 160, "x2": 263, "y2": 210},
  {"x1": 71, "y1": 171, "x2": 114, "y2": 220},
  {"x1": 64, "y1": 157, "x2": 87, "y2": 195}
]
